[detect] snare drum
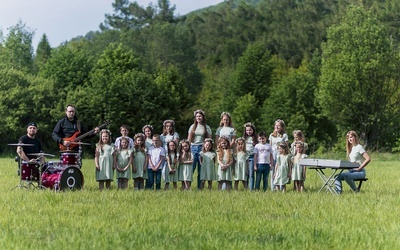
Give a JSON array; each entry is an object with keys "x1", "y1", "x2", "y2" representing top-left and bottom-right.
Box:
[
  {"x1": 20, "y1": 162, "x2": 40, "y2": 181},
  {"x1": 60, "y1": 152, "x2": 80, "y2": 166},
  {"x1": 41, "y1": 166, "x2": 84, "y2": 190}
]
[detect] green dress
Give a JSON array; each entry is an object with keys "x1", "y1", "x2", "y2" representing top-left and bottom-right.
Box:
[
  {"x1": 292, "y1": 154, "x2": 307, "y2": 181},
  {"x1": 217, "y1": 149, "x2": 233, "y2": 181},
  {"x1": 179, "y1": 153, "x2": 193, "y2": 182},
  {"x1": 96, "y1": 143, "x2": 115, "y2": 181},
  {"x1": 234, "y1": 151, "x2": 248, "y2": 181},
  {"x1": 273, "y1": 154, "x2": 291, "y2": 185},
  {"x1": 132, "y1": 148, "x2": 147, "y2": 179},
  {"x1": 115, "y1": 149, "x2": 133, "y2": 179},
  {"x1": 166, "y1": 154, "x2": 179, "y2": 182},
  {"x1": 200, "y1": 151, "x2": 216, "y2": 181}
]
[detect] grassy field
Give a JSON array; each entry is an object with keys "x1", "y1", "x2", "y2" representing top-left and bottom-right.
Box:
[{"x1": 0, "y1": 153, "x2": 399, "y2": 249}]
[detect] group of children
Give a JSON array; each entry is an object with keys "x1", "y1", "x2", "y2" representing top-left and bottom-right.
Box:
[{"x1": 94, "y1": 116, "x2": 308, "y2": 192}]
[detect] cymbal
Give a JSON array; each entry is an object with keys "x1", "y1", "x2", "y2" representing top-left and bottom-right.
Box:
[
  {"x1": 8, "y1": 143, "x2": 34, "y2": 146},
  {"x1": 69, "y1": 142, "x2": 91, "y2": 145},
  {"x1": 27, "y1": 153, "x2": 56, "y2": 157}
]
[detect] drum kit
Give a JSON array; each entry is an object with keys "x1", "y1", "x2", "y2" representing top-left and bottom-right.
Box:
[{"x1": 8, "y1": 142, "x2": 90, "y2": 191}]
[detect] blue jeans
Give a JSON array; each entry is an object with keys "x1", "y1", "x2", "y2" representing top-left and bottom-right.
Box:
[
  {"x1": 191, "y1": 144, "x2": 202, "y2": 189},
  {"x1": 248, "y1": 155, "x2": 255, "y2": 190},
  {"x1": 146, "y1": 169, "x2": 162, "y2": 190},
  {"x1": 255, "y1": 163, "x2": 270, "y2": 191},
  {"x1": 335, "y1": 169, "x2": 366, "y2": 193}
]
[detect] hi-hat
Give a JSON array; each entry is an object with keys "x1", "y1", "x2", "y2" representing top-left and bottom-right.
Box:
[
  {"x1": 27, "y1": 153, "x2": 56, "y2": 157},
  {"x1": 8, "y1": 143, "x2": 34, "y2": 146}
]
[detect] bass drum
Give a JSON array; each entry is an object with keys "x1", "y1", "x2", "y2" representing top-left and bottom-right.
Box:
[{"x1": 41, "y1": 166, "x2": 84, "y2": 190}]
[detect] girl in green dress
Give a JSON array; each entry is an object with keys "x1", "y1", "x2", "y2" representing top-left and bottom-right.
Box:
[{"x1": 95, "y1": 129, "x2": 115, "y2": 191}]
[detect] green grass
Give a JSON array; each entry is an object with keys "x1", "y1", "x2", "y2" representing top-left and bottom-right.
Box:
[{"x1": 0, "y1": 155, "x2": 399, "y2": 249}]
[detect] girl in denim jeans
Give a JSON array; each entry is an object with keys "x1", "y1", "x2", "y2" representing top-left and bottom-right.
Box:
[{"x1": 187, "y1": 110, "x2": 212, "y2": 190}]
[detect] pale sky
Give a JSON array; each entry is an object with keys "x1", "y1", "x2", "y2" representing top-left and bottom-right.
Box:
[{"x1": 0, "y1": 0, "x2": 224, "y2": 49}]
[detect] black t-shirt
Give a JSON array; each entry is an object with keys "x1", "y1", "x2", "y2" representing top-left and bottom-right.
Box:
[{"x1": 18, "y1": 135, "x2": 43, "y2": 160}]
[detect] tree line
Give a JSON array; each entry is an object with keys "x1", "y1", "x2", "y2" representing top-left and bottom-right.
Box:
[{"x1": 1, "y1": 0, "x2": 400, "y2": 155}]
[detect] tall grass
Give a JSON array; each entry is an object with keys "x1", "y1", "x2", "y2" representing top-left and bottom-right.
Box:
[{"x1": 0, "y1": 155, "x2": 399, "y2": 249}]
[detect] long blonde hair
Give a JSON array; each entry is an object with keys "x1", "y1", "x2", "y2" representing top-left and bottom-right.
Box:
[
  {"x1": 271, "y1": 119, "x2": 287, "y2": 137},
  {"x1": 346, "y1": 130, "x2": 360, "y2": 157},
  {"x1": 217, "y1": 136, "x2": 232, "y2": 163},
  {"x1": 96, "y1": 129, "x2": 112, "y2": 153}
]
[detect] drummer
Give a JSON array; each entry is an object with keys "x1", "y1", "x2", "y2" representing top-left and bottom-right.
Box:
[{"x1": 16, "y1": 122, "x2": 44, "y2": 164}]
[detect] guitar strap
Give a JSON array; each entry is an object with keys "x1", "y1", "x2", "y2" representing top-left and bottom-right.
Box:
[{"x1": 76, "y1": 120, "x2": 81, "y2": 133}]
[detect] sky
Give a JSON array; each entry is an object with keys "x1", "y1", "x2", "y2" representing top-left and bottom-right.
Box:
[{"x1": 0, "y1": 0, "x2": 224, "y2": 49}]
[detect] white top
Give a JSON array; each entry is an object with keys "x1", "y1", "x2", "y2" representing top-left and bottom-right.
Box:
[
  {"x1": 188, "y1": 124, "x2": 212, "y2": 145},
  {"x1": 145, "y1": 138, "x2": 153, "y2": 150},
  {"x1": 147, "y1": 146, "x2": 165, "y2": 169},
  {"x1": 161, "y1": 132, "x2": 179, "y2": 151},
  {"x1": 215, "y1": 126, "x2": 236, "y2": 142},
  {"x1": 269, "y1": 133, "x2": 289, "y2": 152},
  {"x1": 254, "y1": 143, "x2": 273, "y2": 164},
  {"x1": 349, "y1": 144, "x2": 366, "y2": 164},
  {"x1": 245, "y1": 137, "x2": 255, "y2": 156}
]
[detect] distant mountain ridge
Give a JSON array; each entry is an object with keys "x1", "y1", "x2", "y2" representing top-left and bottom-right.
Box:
[{"x1": 187, "y1": 0, "x2": 261, "y2": 15}]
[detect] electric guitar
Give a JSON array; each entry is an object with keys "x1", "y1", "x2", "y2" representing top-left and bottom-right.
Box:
[{"x1": 60, "y1": 120, "x2": 110, "y2": 150}]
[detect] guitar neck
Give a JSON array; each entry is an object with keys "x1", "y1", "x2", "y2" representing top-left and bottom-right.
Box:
[{"x1": 74, "y1": 122, "x2": 109, "y2": 142}]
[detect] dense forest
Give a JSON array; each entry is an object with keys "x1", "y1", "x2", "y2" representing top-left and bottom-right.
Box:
[{"x1": 1, "y1": 0, "x2": 400, "y2": 155}]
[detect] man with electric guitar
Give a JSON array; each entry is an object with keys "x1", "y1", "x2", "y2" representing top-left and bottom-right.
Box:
[
  {"x1": 52, "y1": 104, "x2": 103, "y2": 149},
  {"x1": 52, "y1": 105, "x2": 110, "y2": 169}
]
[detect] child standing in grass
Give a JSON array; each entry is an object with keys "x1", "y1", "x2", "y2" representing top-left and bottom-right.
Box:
[
  {"x1": 166, "y1": 140, "x2": 179, "y2": 190},
  {"x1": 292, "y1": 141, "x2": 307, "y2": 192},
  {"x1": 243, "y1": 122, "x2": 257, "y2": 190},
  {"x1": 132, "y1": 133, "x2": 147, "y2": 190},
  {"x1": 179, "y1": 140, "x2": 193, "y2": 190},
  {"x1": 161, "y1": 120, "x2": 180, "y2": 190},
  {"x1": 273, "y1": 142, "x2": 292, "y2": 192},
  {"x1": 269, "y1": 119, "x2": 288, "y2": 190},
  {"x1": 114, "y1": 137, "x2": 133, "y2": 189},
  {"x1": 290, "y1": 130, "x2": 308, "y2": 156},
  {"x1": 146, "y1": 134, "x2": 165, "y2": 190},
  {"x1": 95, "y1": 129, "x2": 115, "y2": 191},
  {"x1": 234, "y1": 137, "x2": 248, "y2": 190},
  {"x1": 199, "y1": 138, "x2": 216, "y2": 190},
  {"x1": 217, "y1": 136, "x2": 233, "y2": 191},
  {"x1": 254, "y1": 131, "x2": 274, "y2": 191}
]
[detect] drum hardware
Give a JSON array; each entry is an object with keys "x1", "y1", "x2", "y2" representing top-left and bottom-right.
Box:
[
  {"x1": 15, "y1": 156, "x2": 20, "y2": 176},
  {"x1": 69, "y1": 142, "x2": 91, "y2": 146},
  {"x1": 7, "y1": 143, "x2": 34, "y2": 146},
  {"x1": 27, "y1": 153, "x2": 56, "y2": 157}
]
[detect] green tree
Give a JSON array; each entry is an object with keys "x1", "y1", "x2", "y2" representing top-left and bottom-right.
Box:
[
  {"x1": 0, "y1": 21, "x2": 34, "y2": 73},
  {"x1": 232, "y1": 93, "x2": 259, "y2": 131},
  {"x1": 318, "y1": 5, "x2": 400, "y2": 149},
  {"x1": 102, "y1": 0, "x2": 176, "y2": 30},
  {"x1": 39, "y1": 42, "x2": 93, "y2": 112},
  {"x1": 0, "y1": 68, "x2": 57, "y2": 150},
  {"x1": 260, "y1": 0, "x2": 336, "y2": 67},
  {"x1": 34, "y1": 34, "x2": 52, "y2": 73},
  {"x1": 234, "y1": 42, "x2": 274, "y2": 107}
]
